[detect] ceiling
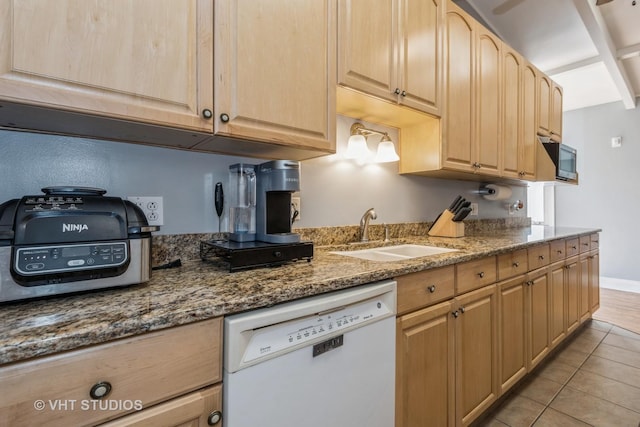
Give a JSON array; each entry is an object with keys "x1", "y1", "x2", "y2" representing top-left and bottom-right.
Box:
[{"x1": 455, "y1": 0, "x2": 640, "y2": 111}]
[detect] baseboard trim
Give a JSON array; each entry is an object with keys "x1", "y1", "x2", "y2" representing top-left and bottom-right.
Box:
[{"x1": 600, "y1": 277, "x2": 640, "y2": 294}]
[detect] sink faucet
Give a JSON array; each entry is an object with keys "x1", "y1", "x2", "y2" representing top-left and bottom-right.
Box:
[{"x1": 359, "y1": 208, "x2": 377, "y2": 242}]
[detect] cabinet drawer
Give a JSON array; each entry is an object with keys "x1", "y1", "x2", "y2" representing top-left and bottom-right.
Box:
[
  {"x1": 528, "y1": 244, "x2": 550, "y2": 270},
  {"x1": 549, "y1": 240, "x2": 566, "y2": 263},
  {"x1": 579, "y1": 235, "x2": 591, "y2": 253},
  {"x1": 99, "y1": 384, "x2": 222, "y2": 427},
  {"x1": 566, "y1": 238, "x2": 580, "y2": 257},
  {"x1": 0, "y1": 318, "x2": 222, "y2": 427},
  {"x1": 456, "y1": 256, "x2": 497, "y2": 294},
  {"x1": 590, "y1": 233, "x2": 600, "y2": 250},
  {"x1": 397, "y1": 265, "x2": 455, "y2": 314},
  {"x1": 497, "y1": 250, "x2": 528, "y2": 281}
]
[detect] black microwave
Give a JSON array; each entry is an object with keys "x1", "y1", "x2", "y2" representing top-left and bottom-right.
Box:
[{"x1": 542, "y1": 142, "x2": 577, "y2": 181}]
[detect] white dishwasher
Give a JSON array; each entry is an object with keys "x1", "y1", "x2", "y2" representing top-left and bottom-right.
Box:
[{"x1": 223, "y1": 280, "x2": 397, "y2": 427}]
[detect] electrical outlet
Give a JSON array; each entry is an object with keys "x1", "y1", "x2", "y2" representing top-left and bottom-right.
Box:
[
  {"x1": 470, "y1": 202, "x2": 479, "y2": 216},
  {"x1": 127, "y1": 196, "x2": 164, "y2": 226},
  {"x1": 291, "y1": 196, "x2": 301, "y2": 222}
]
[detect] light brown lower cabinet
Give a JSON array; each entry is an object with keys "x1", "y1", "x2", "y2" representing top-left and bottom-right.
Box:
[
  {"x1": 526, "y1": 267, "x2": 550, "y2": 370},
  {"x1": 396, "y1": 284, "x2": 498, "y2": 427},
  {"x1": 549, "y1": 261, "x2": 567, "y2": 349},
  {"x1": 396, "y1": 234, "x2": 599, "y2": 427},
  {"x1": 588, "y1": 250, "x2": 600, "y2": 313},
  {"x1": 98, "y1": 385, "x2": 221, "y2": 427},
  {"x1": 455, "y1": 284, "x2": 499, "y2": 426},
  {"x1": 565, "y1": 256, "x2": 581, "y2": 334},
  {"x1": 497, "y1": 276, "x2": 527, "y2": 394},
  {"x1": 579, "y1": 254, "x2": 591, "y2": 322},
  {"x1": 0, "y1": 318, "x2": 223, "y2": 427},
  {"x1": 396, "y1": 300, "x2": 455, "y2": 427}
]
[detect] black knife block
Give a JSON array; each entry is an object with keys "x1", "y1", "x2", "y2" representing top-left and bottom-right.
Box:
[{"x1": 428, "y1": 210, "x2": 465, "y2": 238}]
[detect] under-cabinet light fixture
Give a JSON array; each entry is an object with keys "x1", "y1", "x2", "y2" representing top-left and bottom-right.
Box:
[{"x1": 345, "y1": 123, "x2": 399, "y2": 163}]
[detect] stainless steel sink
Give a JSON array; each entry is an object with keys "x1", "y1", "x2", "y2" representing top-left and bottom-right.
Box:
[{"x1": 330, "y1": 244, "x2": 459, "y2": 262}]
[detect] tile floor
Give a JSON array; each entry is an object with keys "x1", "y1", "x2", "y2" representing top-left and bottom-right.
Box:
[{"x1": 477, "y1": 320, "x2": 640, "y2": 427}]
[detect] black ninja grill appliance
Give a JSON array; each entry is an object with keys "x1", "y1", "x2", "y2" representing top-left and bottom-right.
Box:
[{"x1": 0, "y1": 187, "x2": 158, "y2": 302}]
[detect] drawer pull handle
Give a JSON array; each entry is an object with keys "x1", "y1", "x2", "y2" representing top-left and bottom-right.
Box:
[
  {"x1": 513, "y1": 262, "x2": 519, "y2": 268},
  {"x1": 477, "y1": 271, "x2": 485, "y2": 278},
  {"x1": 208, "y1": 410, "x2": 223, "y2": 425},
  {"x1": 427, "y1": 285, "x2": 436, "y2": 293},
  {"x1": 89, "y1": 381, "x2": 112, "y2": 400}
]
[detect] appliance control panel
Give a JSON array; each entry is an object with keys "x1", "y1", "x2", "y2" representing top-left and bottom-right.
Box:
[
  {"x1": 242, "y1": 296, "x2": 393, "y2": 365},
  {"x1": 14, "y1": 242, "x2": 128, "y2": 276}
]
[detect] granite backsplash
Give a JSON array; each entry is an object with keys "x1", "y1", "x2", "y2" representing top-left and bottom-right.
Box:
[{"x1": 151, "y1": 217, "x2": 531, "y2": 267}]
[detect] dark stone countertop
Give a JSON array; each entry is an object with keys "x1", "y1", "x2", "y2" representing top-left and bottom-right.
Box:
[{"x1": 0, "y1": 225, "x2": 600, "y2": 365}]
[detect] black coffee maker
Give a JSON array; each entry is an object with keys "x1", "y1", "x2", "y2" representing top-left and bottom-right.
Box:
[
  {"x1": 201, "y1": 160, "x2": 312, "y2": 271},
  {"x1": 256, "y1": 160, "x2": 301, "y2": 244}
]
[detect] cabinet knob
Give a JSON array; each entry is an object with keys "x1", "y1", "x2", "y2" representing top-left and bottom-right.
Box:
[
  {"x1": 202, "y1": 109, "x2": 213, "y2": 119},
  {"x1": 572, "y1": 246, "x2": 577, "y2": 250},
  {"x1": 593, "y1": 240, "x2": 599, "y2": 243},
  {"x1": 583, "y1": 243, "x2": 589, "y2": 246},
  {"x1": 89, "y1": 381, "x2": 112, "y2": 400},
  {"x1": 452, "y1": 310, "x2": 459, "y2": 318},
  {"x1": 401, "y1": 90, "x2": 407, "y2": 97},
  {"x1": 513, "y1": 262, "x2": 519, "y2": 268},
  {"x1": 557, "y1": 250, "x2": 563, "y2": 254},
  {"x1": 208, "y1": 410, "x2": 223, "y2": 425},
  {"x1": 394, "y1": 88, "x2": 401, "y2": 95},
  {"x1": 459, "y1": 306, "x2": 465, "y2": 314},
  {"x1": 539, "y1": 255, "x2": 545, "y2": 260},
  {"x1": 526, "y1": 280, "x2": 533, "y2": 286},
  {"x1": 219, "y1": 113, "x2": 230, "y2": 123},
  {"x1": 477, "y1": 271, "x2": 485, "y2": 279},
  {"x1": 427, "y1": 285, "x2": 436, "y2": 293}
]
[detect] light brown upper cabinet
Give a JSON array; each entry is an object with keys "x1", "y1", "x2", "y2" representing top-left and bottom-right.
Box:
[
  {"x1": 502, "y1": 48, "x2": 537, "y2": 180},
  {"x1": 337, "y1": 0, "x2": 443, "y2": 117},
  {"x1": 550, "y1": 82, "x2": 563, "y2": 142},
  {"x1": 205, "y1": 0, "x2": 336, "y2": 156},
  {"x1": 442, "y1": 2, "x2": 501, "y2": 177},
  {"x1": 0, "y1": 0, "x2": 214, "y2": 132},
  {"x1": 537, "y1": 74, "x2": 551, "y2": 137}
]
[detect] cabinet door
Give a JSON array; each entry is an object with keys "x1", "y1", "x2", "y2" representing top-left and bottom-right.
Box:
[
  {"x1": 0, "y1": 0, "x2": 213, "y2": 132},
  {"x1": 475, "y1": 28, "x2": 501, "y2": 176},
  {"x1": 520, "y1": 62, "x2": 537, "y2": 180},
  {"x1": 550, "y1": 83, "x2": 563, "y2": 142},
  {"x1": 502, "y1": 47, "x2": 521, "y2": 179},
  {"x1": 443, "y1": 4, "x2": 475, "y2": 172},
  {"x1": 337, "y1": 0, "x2": 397, "y2": 102},
  {"x1": 589, "y1": 251, "x2": 600, "y2": 313},
  {"x1": 396, "y1": 300, "x2": 455, "y2": 427},
  {"x1": 549, "y1": 263, "x2": 566, "y2": 348},
  {"x1": 399, "y1": 0, "x2": 442, "y2": 115},
  {"x1": 565, "y1": 257, "x2": 581, "y2": 334},
  {"x1": 537, "y1": 74, "x2": 551, "y2": 136},
  {"x1": 498, "y1": 276, "x2": 527, "y2": 394},
  {"x1": 579, "y1": 254, "x2": 591, "y2": 322},
  {"x1": 99, "y1": 385, "x2": 222, "y2": 427},
  {"x1": 527, "y1": 269, "x2": 550, "y2": 370},
  {"x1": 215, "y1": 0, "x2": 336, "y2": 152},
  {"x1": 455, "y1": 285, "x2": 498, "y2": 426}
]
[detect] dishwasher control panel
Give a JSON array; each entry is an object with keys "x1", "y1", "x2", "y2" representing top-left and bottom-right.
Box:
[
  {"x1": 224, "y1": 280, "x2": 397, "y2": 373},
  {"x1": 243, "y1": 296, "x2": 393, "y2": 365}
]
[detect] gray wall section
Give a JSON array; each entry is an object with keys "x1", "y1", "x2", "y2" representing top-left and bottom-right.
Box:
[
  {"x1": 557, "y1": 101, "x2": 640, "y2": 281},
  {"x1": 0, "y1": 115, "x2": 527, "y2": 235}
]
